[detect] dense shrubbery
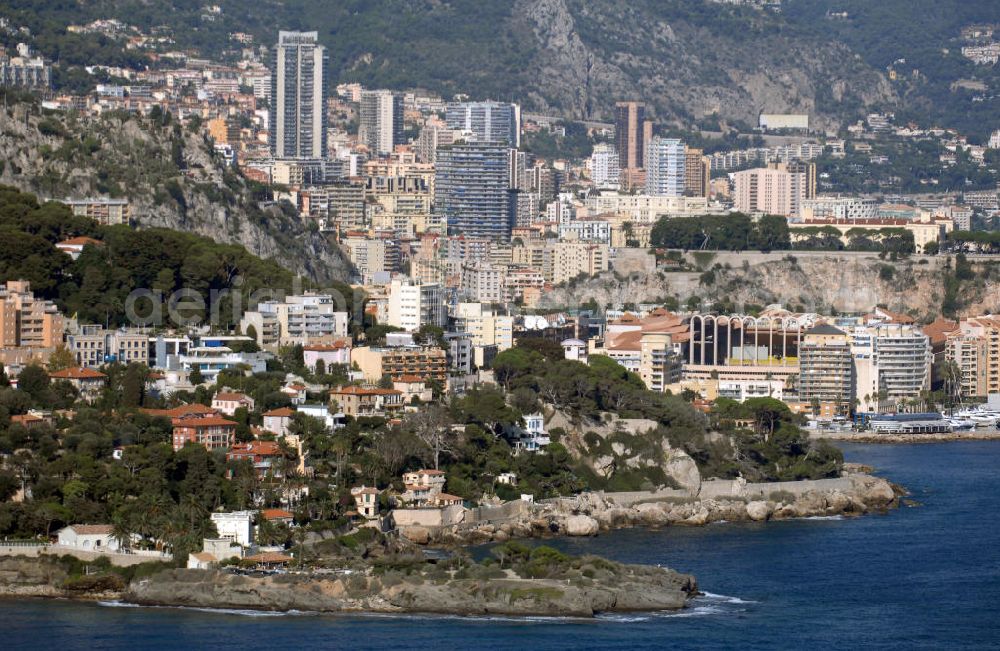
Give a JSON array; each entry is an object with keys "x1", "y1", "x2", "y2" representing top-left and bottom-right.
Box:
[
  {"x1": 651, "y1": 214, "x2": 916, "y2": 254},
  {"x1": 492, "y1": 341, "x2": 842, "y2": 485},
  {"x1": 711, "y1": 398, "x2": 843, "y2": 481},
  {"x1": 0, "y1": 186, "x2": 309, "y2": 328}
]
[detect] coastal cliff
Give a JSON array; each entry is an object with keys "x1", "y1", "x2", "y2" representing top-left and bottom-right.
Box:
[{"x1": 540, "y1": 251, "x2": 1000, "y2": 320}]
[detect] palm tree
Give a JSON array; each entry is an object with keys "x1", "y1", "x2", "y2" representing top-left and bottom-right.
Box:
[{"x1": 111, "y1": 516, "x2": 132, "y2": 552}]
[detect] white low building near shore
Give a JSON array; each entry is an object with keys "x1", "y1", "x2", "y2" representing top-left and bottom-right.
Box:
[{"x1": 56, "y1": 524, "x2": 119, "y2": 551}]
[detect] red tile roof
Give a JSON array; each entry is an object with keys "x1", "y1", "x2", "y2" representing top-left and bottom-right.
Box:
[
  {"x1": 245, "y1": 552, "x2": 293, "y2": 564},
  {"x1": 57, "y1": 236, "x2": 102, "y2": 247},
  {"x1": 330, "y1": 386, "x2": 402, "y2": 396},
  {"x1": 261, "y1": 508, "x2": 294, "y2": 521},
  {"x1": 172, "y1": 416, "x2": 237, "y2": 428},
  {"x1": 923, "y1": 316, "x2": 959, "y2": 346},
  {"x1": 229, "y1": 441, "x2": 283, "y2": 457},
  {"x1": 263, "y1": 407, "x2": 296, "y2": 417},
  {"x1": 10, "y1": 414, "x2": 45, "y2": 424},
  {"x1": 142, "y1": 404, "x2": 218, "y2": 419},
  {"x1": 49, "y1": 367, "x2": 107, "y2": 380},
  {"x1": 67, "y1": 524, "x2": 114, "y2": 535}
]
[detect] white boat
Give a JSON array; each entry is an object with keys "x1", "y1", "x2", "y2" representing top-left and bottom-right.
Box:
[{"x1": 948, "y1": 418, "x2": 975, "y2": 431}]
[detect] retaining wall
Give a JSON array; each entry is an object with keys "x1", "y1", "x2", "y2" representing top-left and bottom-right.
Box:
[{"x1": 0, "y1": 543, "x2": 172, "y2": 567}]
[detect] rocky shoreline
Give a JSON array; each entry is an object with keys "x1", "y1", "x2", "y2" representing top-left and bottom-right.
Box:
[
  {"x1": 0, "y1": 554, "x2": 696, "y2": 618},
  {"x1": 403, "y1": 471, "x2": 901, "y2": 547},
  {"x1": 0, "y1": 470, "x2": 901, "y2": 618},
  {"x1": 125, "y1": 563, "x2": 697, "y2": 617}
]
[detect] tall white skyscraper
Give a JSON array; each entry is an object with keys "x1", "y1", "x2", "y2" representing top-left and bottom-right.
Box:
[
  {"x1": 445, "y1": 101, "x2": 521, "y2": 147},
  {"x1": 269, "y1": 31, "x2": 327, "y2": 159},
  {"x1": 359, "y1": 90, "x2": 403, "y2": 157},
  {"x1": 645, "y1": 137, "x2": 686, "y2": 197}
]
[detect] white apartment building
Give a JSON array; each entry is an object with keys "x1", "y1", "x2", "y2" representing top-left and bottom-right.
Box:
[
  {"x1": 847, "y1": 324, "x2": 931, "y2": 412},
  {"x1": 800, "y1": 197, "x2": 879, "y2": 222},
  {"x1": 241, "y1": 293, "x2": 348, "y2": 347},
  {"x1": 359, "y1": 89, "x2": 403, "y2": 156},
  {"x1": 645, "y1": 137, "x2": 686, "y2": 197},
  {"x1": 546, "y1": 195, "x2": 576, "y2": 223},
  {"x1": 175, "y1": 347, "x2": 270, "y2": 382},
  {"x1": 452, "y1": 302, "x2": 514, "y2": 351},
  {"x1": 589, "y1": 143, "x2": 620, "y2": 189},
  {"x1": 386, "y1": 280, "x2": 446, "y2": 332},
  {"x1": 210, "y1": 511, "x2": 254, "y2": 547},
  {"x1": 585, "y1": 193, "x2": 710, "y2": 223},
  {"x1": 558, "y1": 216, "x2": 612, "y2": 244},
  {"x1": 460, "y1": 264, "x2": 506, "y2": 303}
]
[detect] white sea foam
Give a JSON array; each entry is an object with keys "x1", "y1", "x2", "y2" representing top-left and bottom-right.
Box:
[
  {"x1": 653, "y1": 605, "x2": 733, "y2": 618},
  {"x1": 97, "y1": 601, "x2": 316, "y2": 617},
  {"x1": 801, "y1": 515, "x2": 846, "y2": 521},
  {"x1": 699, "y1": 592, "x2": 760, "y2": 604},
  {"x1": 595, "y1": 614, "x2": 651, "y2": 623}
]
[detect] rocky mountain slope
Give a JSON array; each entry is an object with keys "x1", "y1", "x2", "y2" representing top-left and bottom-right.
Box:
[
  {"x1": 0, "y1": 100, "x2": 352, "y2": 283},
  {"x1": 10, "y1": 0, "x2": 896, "y2": 130},
  {"x1": 511, "y1": 0, "x2": 893, "y2": 129}
]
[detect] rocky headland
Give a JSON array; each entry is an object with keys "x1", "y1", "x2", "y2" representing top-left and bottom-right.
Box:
[
  {"x1": 0, "y1": 552, "x2": 696, "y2": 618},
  {"x1": 126, "y1": 559, "x2": 696, "y2": 617}
]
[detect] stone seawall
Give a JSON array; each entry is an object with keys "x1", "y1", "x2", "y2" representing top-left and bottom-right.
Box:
[
  {"x1": 404, "y1": 471, "x2": 899, "y2": 545},
  {"x1": 395, "y1": 500, "x2": 532, "y2": 544}
]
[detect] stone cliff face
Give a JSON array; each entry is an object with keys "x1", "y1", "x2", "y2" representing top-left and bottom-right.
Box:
[
  {"x1": 0, "y1": 103, "x2": 352, "y2": 283},
  {"x1": 546, "y1": 410, "x2": 703, "y2": 492},
  {"x1": 541, "y1": 252, "x2": 996, "y2": 320},
  {"x1": 513, "y1": 0, "x2": 894, "y2": 128},
  {"x1": 0, "y1": 555, "x2": 68, "y2": 597}
]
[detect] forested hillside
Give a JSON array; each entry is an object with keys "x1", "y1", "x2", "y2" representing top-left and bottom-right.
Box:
[
  {"x1": 0, "y1": 185, "x2": 356, "y2": 327},
  {"x1": 783, "y1": 0, "x2": 1000, "y2": 140}
]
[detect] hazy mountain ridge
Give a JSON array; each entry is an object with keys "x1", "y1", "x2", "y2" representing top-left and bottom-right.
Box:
[
  {"x1": 4, "y1": 0, "x2": 997, "y2": 131},
  {"x1": 0, "y1": 0, "x2": 904, "y2": 129}
]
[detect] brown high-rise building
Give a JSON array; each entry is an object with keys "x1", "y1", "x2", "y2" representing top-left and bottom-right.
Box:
[
  {"x1": 785, "y1": 160, "x2": 817, "y2": 199},
  {"x1": 614, "y1": 101, "x2": 652, "y2": 171},
  {"x1": 683, "y1": 147, "x2": 711, "y2": 198}
]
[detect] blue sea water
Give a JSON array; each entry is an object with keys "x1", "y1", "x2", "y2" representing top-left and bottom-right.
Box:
[{"x1": 4, "y1": 442, "x2": 1000, "y2": 650}]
